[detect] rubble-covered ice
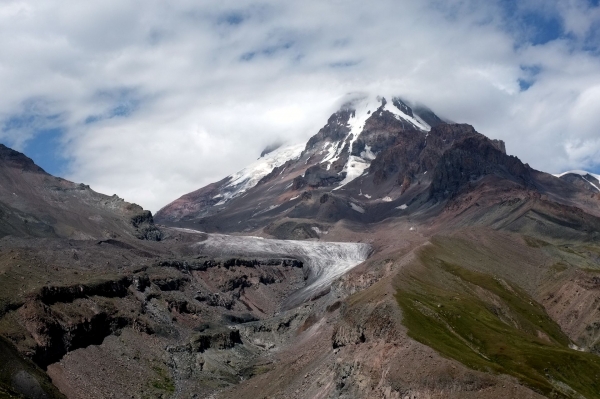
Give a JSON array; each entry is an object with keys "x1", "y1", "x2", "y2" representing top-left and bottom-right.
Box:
[{"x1": 195, "y1": 233, "x2": 371, "y2": 309}]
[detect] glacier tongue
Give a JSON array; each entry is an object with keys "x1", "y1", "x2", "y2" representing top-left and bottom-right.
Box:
[{"x1": 195, "y1": 233, "x2": 371, "y2": 309}]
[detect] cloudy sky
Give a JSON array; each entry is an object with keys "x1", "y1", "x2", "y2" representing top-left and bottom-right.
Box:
[{"x1": 1, "y1": 0, "x2": 599, "y2": 212}]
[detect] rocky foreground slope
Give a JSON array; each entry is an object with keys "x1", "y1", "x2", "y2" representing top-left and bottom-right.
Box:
[{"x1": 1, "y1": 94, "x2": 600, "y2": 399}]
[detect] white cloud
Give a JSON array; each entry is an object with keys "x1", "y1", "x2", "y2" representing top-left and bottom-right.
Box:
[{"x1": 0, "y1": 0, "x2": 600, "y2": 212}]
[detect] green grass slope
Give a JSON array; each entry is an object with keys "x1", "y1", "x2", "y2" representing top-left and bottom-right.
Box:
[{"x1": 396, "y1": 239, "x2": 600, "y2": 399}]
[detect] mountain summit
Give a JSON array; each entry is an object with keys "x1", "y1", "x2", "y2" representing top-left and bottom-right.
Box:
[{"x1": 155, "y1": 95, "x2": 527, "y2": 235}]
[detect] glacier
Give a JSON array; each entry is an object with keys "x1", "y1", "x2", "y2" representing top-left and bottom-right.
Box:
[{"x1": 193, "y1": 233, "x2": 371, "y2": 309}]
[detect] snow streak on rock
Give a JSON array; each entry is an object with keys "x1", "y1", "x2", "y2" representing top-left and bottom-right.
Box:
[
  {"x1": 554, "y1": 170, "x2": 600, "y2": 180},
  {"x1": 214, "y1": 143, "x2": 305, "y2": 206},
  {"x1": 383, "y1": 100, "x2": 431, "y2": 131},
  {"x1": 195, "y1": 233, "x2": 371, "y2": 309}
]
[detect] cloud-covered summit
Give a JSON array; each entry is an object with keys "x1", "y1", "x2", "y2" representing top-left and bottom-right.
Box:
[{"x1": 0, "y1": 0, "x2": 599, "y2": 212}]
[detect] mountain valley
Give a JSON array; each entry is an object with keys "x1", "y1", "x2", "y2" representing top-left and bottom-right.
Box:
[{"x1": 1, "y1": 94, "x2": 600, "y2": 399}]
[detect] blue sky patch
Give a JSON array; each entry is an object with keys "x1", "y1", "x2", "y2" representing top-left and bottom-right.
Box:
[
  {"x1": 240, "y1": 40, "x2": 295, "y2": 61},
  {"x1": 85, "y1": 88, "x2": 141, "y2": 124},
  {"x1": 218, "y1": 12, "x2": 245, "y2": 26},
  {"x1": 518, "y1": 64, "x2": 542, "y2": 91},
  {"x1": 0, "y1": 100, "x2": 69, "y2": 176},
  {"x1": 22, "y1": 128, "x2": 67, "y2": 176},
  {"x1": 520, "y1": 12, "x2": 562, "y2": 45},
  {"x1": 494, "y1": 0, "x2": 565, "y2": 45},
  {"x1": 518, "y1": 79, "x2": 533, "y2": 91}
]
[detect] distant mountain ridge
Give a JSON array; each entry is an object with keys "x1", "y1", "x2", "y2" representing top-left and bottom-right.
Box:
[
  {"x1": 0, "y1": 143, "x2": 160, "y2": 241},
  {"x1": 554, "y1": 170, "x2": 600, "y2": 192}
]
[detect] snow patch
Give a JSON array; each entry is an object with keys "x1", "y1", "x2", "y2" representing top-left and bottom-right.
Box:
[
  {"x1": 350, "y1": 203, "x2": 365, "y2": 213},
  {"x1": 214, "y1": 198, "x2": 228, "y2": 207},
  {"x1": 251, "y1": 204, "x2": 279, "y2": 217},
  {"x1": 320, "y1": 142, "x2": 342, "y2": 169},
  {"x1": 382, "y1": 196, "x2": 393, "y2": 202},
  {"x1": 396, "y1": 204, "x2": 408, "y2": 210},
  {"x1": 360, "y1": 145, "x2": 377, "y2": 161},
  {"x1": 569, "y1": 343, "x2": 586, "y2": 352},
  {"x1": 334, "y1": 156, "x2": 370, "y2": 190}
]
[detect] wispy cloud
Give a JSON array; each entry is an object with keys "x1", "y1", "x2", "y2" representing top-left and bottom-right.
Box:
[{"x1": 0, "y1": 0, "x2": 599, "y2": 211}]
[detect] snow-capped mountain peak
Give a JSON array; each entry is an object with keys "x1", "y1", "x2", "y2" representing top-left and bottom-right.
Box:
[
  {"x1": 554, "y1": 170, "x2": 600, "y2": 180},
  {"x1": 331, "y1": 95, "x2": 432, "y2": 189},
  {"x1": 554, "y1": 170, "x2": 600, "y2": 192},
  {"x1": 155, "y1": 95, "x2": 448, "y2": 224}
]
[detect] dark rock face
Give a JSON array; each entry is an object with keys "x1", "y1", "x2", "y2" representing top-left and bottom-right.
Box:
[
  {"x1": 38, "y1": 278, "x2": 132, "y2": 305},
  {"x1": 264, "y1": 221, "x2": 320, "y2": 240},
  {"x1": 188, "y1": 328, "x2": 242, "y2": 352},
  {"x1": 367, "y1": 130, "x2": 425, "y2": 186},
  {"x1": 0, "y1": 144, "x2": 46, "y2": 174},
  {"x1": 159, "y1": 257, "x2": 303, "y2": 272},
  {"x1": 352, "y1": 109, "x2": 419, "y2": 157},
  {"x1": 196, "y1": 292, "x2": 237, "y2": 309},
  {"x1": 392, "y1": 98, "x2": 413, "y2": 117},
  {"x1": 305, "y1": 109, "x2": 352, "y2": 150},
  {"x1": 491, "y1": 139, "x2": 507, "y2": 154},
  {"x1": 18, "y1": 299, "x2": 131, "y2": 369},
  {"x1": 412, "y1": 104, "x2": 446, "y2": 127},
  {"x1": 0, "y1": 336, "x2": 66, "y2": 399},
  {"x1": 428, "y1": 132, "x2": 531, "y2": 200},
  {"x1": 131, "y1": 210, "x2": 162, "y2": 241},
  {"x1": 367, "y1": 123, "x2": 521, "y2": 198},
  {"x1": 293, "y1": 164, "x2": 346, "y2": 190},
  {"x1": 260, "y1": 142, "x2": 283, "y2": 157}
]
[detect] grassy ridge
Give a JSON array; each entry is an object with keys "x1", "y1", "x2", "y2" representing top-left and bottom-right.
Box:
[{"x1": 396, "y1": 246, "x2": 600, "y2": 399}]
